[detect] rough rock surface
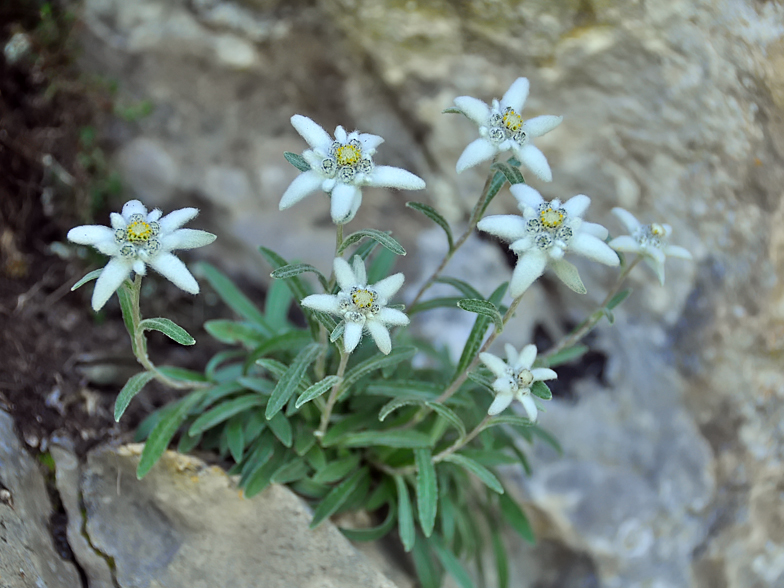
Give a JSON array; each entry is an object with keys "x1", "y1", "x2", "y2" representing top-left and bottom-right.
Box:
[
  {"x1": 0, "y1": 411, "x2": 81, "y2": 588},
  {"x1": 76, "y1": 0, "x2": 784, "y2": 586}
]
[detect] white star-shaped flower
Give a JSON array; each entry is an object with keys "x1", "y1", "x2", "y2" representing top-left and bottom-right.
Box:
[
  {"x1": 68, "y1": 200, "x2": 216, "y2": 311},
  {"x1": 453, "y1": 77, "x2": 563, "y2": 181},
  {"x1": 608, "y1": 208, "x2": 692, "y2": 285},
  {"x1": 479, "y1": 344, "x2": 557, "y2": 420},
  {"x1": 301, "y1": 256, "x2": 409, "y2": 355},
  {"x1": 279, "y1": 115, "x2": 426, "y2": 224},
  {"x1": 478, "y1": 184, "x2": 619, "y2": 298}
]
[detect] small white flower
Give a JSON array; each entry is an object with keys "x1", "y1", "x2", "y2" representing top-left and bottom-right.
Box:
[
  {"x1": 479, "y1": 344, "x2": 557, "y2": 420},
  {"x1": 301, "y1": 256, "x2": 409, "y2": 355},
  {"x1": 478, "y1": 184, "x2": 620, "y2": 298},
  {"x1": 453, "y1": 77, "x2": 563, "y2": 181},
  {"x1": 279, "y1": 115, "x2": 426, "y2": 225},
  {"x1": 608, "y1": 208, "x2": 692, "y2": 285},
  {"x1": 67, "y1": 200, "x2": 216, "y2": 311}
]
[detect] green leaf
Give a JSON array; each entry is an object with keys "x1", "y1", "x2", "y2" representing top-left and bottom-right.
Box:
[
  {"x1": 267, "y1": 411, "x2": 293, "y2": 447},
  {"x1": 204, "y1": 320, "x2": 266, "y2": 346},
  {"x1": 226, "y1": 416, "x2": 244, "y2": 462},
  {"x1": 114, "y1": 372, "x2": 156, "y2": 421},
  {"x1": 429, "y1": 534, "x2": 476, "y2": 588},
  {"x1": 415, "y1": 449, "x2": 438, "y2": 537},
  {"x1": 195, "y1": 381, "x2": 246, "y2": 412},
  {"x1": 490, "y1": 161, "x2": 525, "y2": 185},
  {"x1": 484, "y1": 414, "x2": 533, "y2": 431},
  {"x1": 337, "y1": 229, "x2": 406, "y2": 257},
  {"x1": 434, "y1": 277, "x2": 483, "y2": 300},
  {"x1": 478, "y1": 156, "x2": 521, "y2": 217},
  {"x1": 206, "y1": 350, "x2": 244, "y2": 380},
  {"x1": 71, "y1": 268, "x2": 103, "y2": 291},
  {"x1": 189, "y1": 395, "x2": 265, "y2": 435},
  {"x1": 394, "y1": 476, "x2": 415, "y2": 552},
  {"x1": 409, "y1": 296, "x2": 463, "y2": 315},
  {"x1": 116, "y1": 285, "x2": 137, "y2": 355},
  {"x1": 489, "y1": 519, "x2": 509, "y2": 588},
  {"x1": 365, "y1": 380, "x2": 441, "y2": 400},
  {"x1": 550, "y1": 258, "x2": 587, "y2": 294},
  {"x1": 457, "y1": 299, "x2": 503, "y2": 333},
  {"x1": 271, "y1": 457, "x2": 310, "y2": 484},
  {"x1": 270, "y1": 263, "x2": 329, "y2": 290},
  {"x1": 266, "y1": 343, "x2": 322, "y2": 418},
  {"x1": 458, "y1": 449, "x2": 518, "y2": 467},
  {"x1": 243, "y1": 447, "x2": 285, "y2": 498},
  {"x1": 339, "y1": 500, "x2": 397, "y2": 542},
  {"x1": 198, "y1": 262, "x2": 272, "y2": 333},
  {"x1": 338, "y1": 430, "x2": 432, "y2": 449},
  {"x1": 264, "y1": 278, "x2": 293, "y2": 332},
  {"x1": 312, "y1": 453, "x2": 361, "y2": 484},
  {"x1": 441, "y1": 454, "x2": 503, "y2": 494},
  {"x1": 424, "y1": 402, "x2": 466, "y2": 439},
  {"x1": 243, "y1": 330, "x2": 313, "y2": 372},
  {"x1": 542, "y1": 344, "x2": 589, "y2": 367},
  {"x1": 239, "y1": 431, "x2": 275, "y2": 483},
  {"x1": 310, "y1": 468, "x2": 369, "y2": 528},
  {"x1": 156, "y1": 366, "x2": 208, "y2": 383},
  {"x1": 258, "y1": 247, "x2": 311, "y2": 303},
  {"x1": 295, "y1": 375, "x2": 340, "y2": 409},
  {"x1": 454, "y1": 282, "x2": 507, "y2": 377},
  {"x1": 499, "y1": 492, "x2": 535, "y2": 544},
  {"x1": 137, "y1": 391, "x2": 206, "y2": 479},
  {"x1": 378, "y1": 397, "x2": 425, "y2": 421},
  {"x1": 607, "y1": 287, "x2": 632, "y2": 310},
  {"x1": 329, "y1": 321, "x2": 345, "y2": 343},
  {"x1": 293, "y1": 422, "x2": 316, "y2": 456},
  {"x1": 283, "y1": 151, "x2": 311, "y2": 172},
  {"x1": 442, "y1": 106, "x2": 463, "y2": 114},
  {"x1": 138, "y1": 317, "x2": 195, "y2": 346},
  {"x1": 406, "y1": 202, "x2": 453, "y2": 251},
  {"x1": 339, "y1": 346, "x2": 417, "y2": 397},
  {"x1": 531, "y1": 380, "x2": 552, "y2": 400}
]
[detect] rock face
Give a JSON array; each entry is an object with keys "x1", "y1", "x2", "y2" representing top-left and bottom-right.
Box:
[{"x1": 77, "y1": 0, "x2": 784, "y2": 587}]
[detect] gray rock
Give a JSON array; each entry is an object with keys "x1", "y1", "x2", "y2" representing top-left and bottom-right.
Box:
[{"x1": 0, "y1": 411, "x2": 81, "y2": 588}]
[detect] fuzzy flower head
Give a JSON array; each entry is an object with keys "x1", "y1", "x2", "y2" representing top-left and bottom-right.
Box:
[
  {"x1": 301, "y1": 256, "x2": 409, "y2": 355},
  {"x1": 453, "y1": 77, "x2": 563, "y2": 181},
  {"x1": 479, "y1": 344, "x2": 557, "y2": 421},
  {"x1": 67, "y1": 200, "x2": 216, "y2": 311},
  {"x1": 608, "y1": 208, "x2": 692, "y2": 285},
  {"x1": 280, "y1": 115, "x2": 426, "y2": 225},
  {"x1": 478, "y1": 184, "x2": 620, "y2": 298}
]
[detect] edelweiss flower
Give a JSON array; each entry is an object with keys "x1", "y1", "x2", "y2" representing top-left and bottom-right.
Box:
[
  {"x1": 608, "y1": 208, "x2": 692, "y2": 285},
  {"x1": 479, "y1": 344, "x2": 557, "y2": 420},
  {"x1": 68, "y1": 200, "x2": 216, "y2": 311},
  {"x1": 478, "y1": 184, "x2": 619, "y2": 298},
  {"x1": 279, "y1": 115, "x2": 426, "y2": 224},
  {"x1": 453, "y1": 77, "x2": 562, "y2": 181},
  {"x1": 301, "y1": 256, "x2": 409, "y2": 355}
]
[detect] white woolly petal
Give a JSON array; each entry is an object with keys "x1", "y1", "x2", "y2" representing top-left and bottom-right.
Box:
[
  {"x1": 456, "y1": 138, "x2": 498, "y2": 173},
  {"x1": 67, "y1": 225, "x2": 115, "y2": 246},
  {"x1": 377, "y1": 307, "x2": 409, "y2": 326},
  {"x1": 664, "y1": 245, "x2": 692, "y2": 260},
  {"x1": 372, "y1": 273, "x2": 404, "y2": 300},
  {"x1": 334, "y1": 126, "x2": 348, "y2": 143},
  {"x1": 532, "y1": 368, "x2": 558, "y2": 381},
  {"x1": 367, "y1": 166, "x2": 425, "y2": 190},
  {"x1": 110, "y1": 213, "x2": 126, "y2": 230},
  {"x1": 366, "y1": 320, "x2": 392, "y2": 355},
  {"x1": 550, "y1": 259, "x2": 587, "y2": 294},
  {"x1": 611, "y1": 207, "x2": 642, "y2": 233},
  {"x1": 359, "y1": 133, "x2": 384, "y2": 153},
  {"x1": 162, "y1": 229, "x2": 216, "y2": 251},
  {"x1": 301, "y1": 294, "x2": 341, "y2": 314},
  {"x1": 563, "y1": 194, "x2": 591, "y2": 219},
  {"x1": 331, "y1": 183, "x2": 360, "y2": 224},
  {"x1": 147, "y1": 209, "x2": 162, "y2": 222},
  {"x1": 122, "y1": 200, "x2": 147, "y2": 219},
  {"x1": 94, "y1": 241, "x2": 120, "y2": 256},
  {"x1": 517, "y1": 344, "x2": 537, "y2": 370},
  {"x1": 519, "y1": 394, "x2": 538, "y2": 422},
  {"x1": 570, "y1": 233, "x2": 620, "y2": 266},
  {"x1": 279, "y1": 171, "x2": 324, "y2": 210},
  {"x1": 608, "y1": 235, "x2": 641, "y2": 253},
  {"x1": 322, "y1": 177, "x2": 337, "y2": 192},
  {"x1": 500, "y1": 78, "x2": 530, "y2": 113},
  {"x1": 644, "y1": 256, "x2": 666, "y2": 286},
  {"x1": 504, "y1": 344, "x2": 518, "y2": 366},
  {"x1": 662, "y1": 224, "x2": 673, "y2": 238},
  {"x1": 488, "y1": 393, "x2": 514, "y2": 416},
  {"x1": 343, "y1": 321, "x2": 363, "y2": 354},
  {"x1": 581, "y1": 222, "x2": 609, "y2": 240},
  {"x1": 159, "y1": 208, "x2": 198, "y2": 233},
  {"x1": 522, "y1": 115, "x2": 563, "y2": 138},
  {"x1": 333, "y1": 257, "x2": 357, "y2": 291},
  {"x1": 351, "y1": 255, "x2": 367, "y2": 286},
  {"x1": 646, "y1": 246, "x2": 667, "y2": 265},
  {"x1": 477, "y1": 215, "x2": 528, "y2": 242},
  {"x1": 453, "y1": 96, "x2": 490, "y2": 126},
  {"x1": 344, "y1": 191, "x2": 363, "y2": 224},
  {"x1": 510, "y1": 237, "x2": 534, "y2": 254},
  {"x1": 510, "y1": 252, "x2": 548, "y2": 298},
  {"x1": 479, "y1": 352, "x2": 508, "y2": 379},
  {"x1": 148, "y1": 252, "x2": 199, "y2": 294},
  {"x1": 515, "y1": 144, "x2": 553, "y2": 182},
  {"x1": 133, "y1": 259, "x2": 147, "y2": 275},
  {"x1": 91, "y1": 257, "x2": 132, "y2": 311},
  {"x1": 510, "y1": 184, "x2": 544, "y2": 210},
  {"x1": 291, "y1": 115, "x2": 333, "y2": 150}
]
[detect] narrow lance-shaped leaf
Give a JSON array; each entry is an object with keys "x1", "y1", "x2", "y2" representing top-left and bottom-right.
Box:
[
  {"x1": 270, "y1": 263, "x2": 329, "y2": 291},
  {"x1": 434, "y1": 276, "x2": 483, "y2": 300},
  {"x1": 454, "y1": 282, "x2": 507, "y2": 377},
  {"x1": 139, "y1": 317, "x2": 195, "y2": 346},
  {"x1": 338, "y1": 346, "x2": 417, "y2": 398},
  {"x1": 310, "y1": 467, "x2": 369, "y2": 529},
  {"x1": 441, "y1": 454, "x2": 504, "y2": 494},
  {"x1": 424, "y1": 402, "x2": 466, "y2": 439},
  {"x1": 607, "y1": 287, "x2": 632, "y2": 310},
  {"x1": 415, "y1": 448, "x2": 438, "y2": 537},
  {"x1": 379, "y1": 397, "x2": 425, "y2": 421},
  {"x1": 114, "y1": 372, "x2": 156, "y2": 422},
  {"x1": 71, "y1": 268, "x2": 103, "y2": 291},
  {"x1": 531, "y1": 380, "x2": 552, "y2": 400},
  {"x1": 428, "y1": 534, "x2": 476, "y2": 588},
  {"x1": 198, "y1": 262, "x2": 272, "y2": 333},
  {"x1": 498, "y1": 492, "x2": 535, "y2": 544},
  {"x1": 295, "y1": 375, "x2": 341, "y2": 409},
  {"x1": 542, "y1": 344, "x2": 589, "y2": 367},
  {"x1": 479, "y1": 156, "x2": 522, "y2": 217},
  {"x1": 406, "y1": 202, "x2": 454, "y2": 251},
  {"x1": 189, "y1": 395, "x2": 265, "y2": 435},
  {"x1": 337, "y1": 229, "x2": 406, "y2": 256},
  {"x1": 395, "y1": 475, "x2": 415, "y2": 552},
  {"x1": 456, "y1": 298, "x2": 504, "y2": 333},
  {"x1": 116, "y1": 284, "x2": 138, "y2": 355},
  {"x1": 266, "y1": 343, "x2": 322, "y2": 419},
  {"x1": 490, "y1": 161, "x2": 525, "y2": 185},
  {"x1": 339, "y1": 500, "x2": 397, "y2": 542},
  {"x1": 283, "y1": 151, "x2": 311, "y2": 172},
  {"x1": 337, "y1": 430, "x2": 432, "y2": 449}
]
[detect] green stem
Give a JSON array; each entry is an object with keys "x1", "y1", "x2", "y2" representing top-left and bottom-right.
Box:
[
  {"x1": 315, "y1": 350, "x2": 349, "y2": 438},
  {"x1": 315, "y1": 223, "x2": 346, "y2": 378}
]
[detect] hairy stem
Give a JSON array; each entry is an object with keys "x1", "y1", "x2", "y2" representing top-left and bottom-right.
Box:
[{"x1": 316, "y1": 350, "x2": 349, "y2": 438}]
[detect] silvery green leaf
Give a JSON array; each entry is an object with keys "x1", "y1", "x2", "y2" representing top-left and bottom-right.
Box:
[
  {"x1": 139, "y1": 317, "x2": 195, "y2": 346},
  {"x1": 283, "y1": 151, "x2": 311, "y2": 172}
]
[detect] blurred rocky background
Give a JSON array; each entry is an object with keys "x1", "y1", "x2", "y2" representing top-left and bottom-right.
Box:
[{"x1": 2, "y1": 0, "x2": 784, "y2": 587}]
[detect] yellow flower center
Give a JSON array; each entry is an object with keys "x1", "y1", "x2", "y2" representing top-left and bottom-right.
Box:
[
  {"x1": 352, "y1": 288, "x2": 375, "y2": 309},
  {"x1": 503, "y1": 109, "x2": 524, "y2": 132},
  {"x1": 650, "y1": 223, "x2": 665, "y2": 237},
  {"x1": 127, "y1": 220, "x2": 152, "y2": 243},
  {"x1": 335, "y1": 144, "x2": 362, "y2": 167},
  {"x1": 540, "y1": 207, "x2": 565, "y2": 229}
]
